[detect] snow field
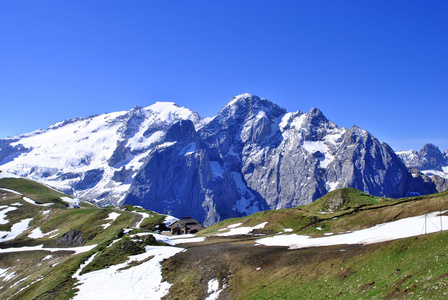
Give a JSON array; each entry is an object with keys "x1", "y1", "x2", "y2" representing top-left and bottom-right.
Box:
[
  {"x1": 1, "y1": 102, "x2": 200, "y2": 207},
  {"x1": 0, "y1": 205, "x2": 18, "y2": 224},
  {"x1": 216, "y1": 222, "x2": 268, "y2": 236},
  {"x1": 0, "y1": 218, "x2": 33, "y2": 243},
  {"x1": 72, "y1": 246, "x2": 184, "y2": 300},
  {"x1": 205, "y1": 278, "x2": 226, "y2": 300},
  {"x1": 22, "y1": 197, "x2": 53, "y2": 207},
  {"x1": 0, "y1": 244, "x2": 97, "y2": 255},
  {"x1": 134, "y1": 212, "x2": 150, "y2": 229},
  {"x1": 133, "y1": 232, "x2": 206, "y2": 246},
  {"x1": 28, "y1": 228, "x2": 58, "y2": 239},
  {"x1": 256, "y1": 211, "x2": 448, "y2": 249},
  {"x1": 60, "y1": 196, "x2": 80, "y2": 207},
  {"x1": 0, "y1": 187, "x2": 22, "y2": 195},
  {"x1": 101, "y1": 212, "x2": 121, "y2": 229},
  {"x1": 168, "y1": 235, "x2": 206, "y2": 245}
]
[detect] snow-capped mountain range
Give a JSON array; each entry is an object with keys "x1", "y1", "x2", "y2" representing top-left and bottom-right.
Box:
[
  {"x1": 397, "y1": 144, "x2": 448, "y2": 178},
  {"x1": 0, "y1": 102, "x2": 203, "y2": 206},
  {"x1": 1, "y1": 94, "x2": 447, "y2": 225}
]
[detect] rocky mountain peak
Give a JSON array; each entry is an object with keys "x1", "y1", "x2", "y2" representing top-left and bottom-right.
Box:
[
  {"x1": 294, "y1": 108, "x2": 338, "y2": 141},
  {"x1": 224, "y1": 93, "x2": 259, "y2": 108},
  {"x1": 145, "y1": 102, "x2": 201, "y2": 124},
  {"x1": 418, "y1": 143, "x2": 447, "y2": 170},
  {"x1": 1, "y1": 94, "x2": 445, "y2": 226},
  {"x1": 419, "y1": 143, "x2": 443, "y2": 158},
  {"x1": 165, "y1": 120, "x2": 199, "y2": 145},
  {"x1": 397, "y1": 143, "x2": 448, "y2": 174},
  {"x1": 222, "y1": 94, "x2": 286, "y2": 119}
]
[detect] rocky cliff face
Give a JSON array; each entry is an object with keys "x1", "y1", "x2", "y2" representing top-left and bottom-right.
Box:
[
  {"x1": 125, "y1": 119, "x2": 269, "y2": 225},
  {"x1": 396, "y1": 143, "x2": 448, "y2": 193},
  {"x1": 1, "y1": 94, "x2": 444, "y2": 225},
  {"x1": 397, "y1": 144, "x2": 448, "y2": 172},
  {"x1": 124, "y1": 94, "x2": 439, "y2": 225}
]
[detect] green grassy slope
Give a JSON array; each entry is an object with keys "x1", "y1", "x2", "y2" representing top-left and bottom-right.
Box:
[
  {"x1": 190, "y1": 189, "x2": 448, "y2": 299},
  {"x1": 235, "y1": 230, "x2": 448, "y2": 299},
  {"x1": 200, "y1": 189, "x2": 448, "y2": 237},
  {"x1": 3, "y1": 175, "x2": 448, "y2": 299},
  {"x1": 0, "y1": 177, "x2": 161, "y2": 300}
]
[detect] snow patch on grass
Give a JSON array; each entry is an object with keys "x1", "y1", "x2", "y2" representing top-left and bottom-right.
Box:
[
  {"x1": 60, "y1": 196, "x2": 80, "y2": 207},
  {"x1": 0, "y1": 188, "x2": 22, "y2": 195},
  {"x1": 28, "y1": 228, "x2": 58, "y2": 239},
  {"x1": 102, "y1": 212, "x2": 121, "y2": 229},
  {"x1": 0, "y1": 244, "x2": 97, "y2": 254},
  {"x1": 216, "y1": 222, "x2": 268, "y2": 236},
  {"x1": 22, "y1": 197, "x2": 53, "y2": 207},
  {"x1": 136, "y1": 233, "x2": 206, "y2": 245},
  {"x1": 0, "y1": 218, "x2": 33, "y2": 243},
  {"x1": 170, "y1": 236, "x2": 205, "y2": 245},
  {"x1": 134, "y1": 212, "x2": 150, "y2": 229},
  {"x1": 1, "y1": 270, "x2": 17, "y2": 282},
  {"x1": 106, "y1": 212, "x2": 121, "y2": 221},
  {"x1": 73, "y1": 246, "x2": 184, "y2": 300},
  {"x1": 228, "y1": 223, "x2": 242, "y2": 229},
  {"x1": 73, "y1": 253, "x2": 98, "y2": 278},
  {"x1": 205, "y1": 278, "x2": 225, "y2": 300},
  {"x1": 0, "y1": 206, "x2": 18, "y2": 224},
  {"x1": 0, "y1": 267, "x2": 11, "y2": 279},
  {"x1": 256, "y1": 211, "x2": 448, "y2": 249}
]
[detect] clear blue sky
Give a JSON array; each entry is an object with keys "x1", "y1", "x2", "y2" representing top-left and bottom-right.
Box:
[{"x1": 1, "y1": 0, "x2": 447, "y2": 151}]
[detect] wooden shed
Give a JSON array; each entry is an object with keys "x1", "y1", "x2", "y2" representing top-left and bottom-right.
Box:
[{"x1": 170, "y1": 218, "x2": 204, "y2": 235}]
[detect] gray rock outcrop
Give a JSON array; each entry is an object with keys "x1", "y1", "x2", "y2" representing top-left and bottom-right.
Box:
[{"x1": 124, "y1": 94, "x2": 439, "y2": 225}]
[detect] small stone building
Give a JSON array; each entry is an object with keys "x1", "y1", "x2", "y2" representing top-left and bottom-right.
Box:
[{"x1": 170, "y1": 218, "x2": 204, "y2": 235}]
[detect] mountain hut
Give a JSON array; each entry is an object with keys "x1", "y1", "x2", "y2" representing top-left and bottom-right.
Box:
[{"x1": 170, "y1": 218, "x2": 204, "y2": 235}]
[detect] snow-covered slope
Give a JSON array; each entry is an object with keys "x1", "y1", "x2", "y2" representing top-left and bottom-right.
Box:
[
  {"x1": 0, "y1": 103, "x2": 200, "y2": 206},
  {"x1": 256, "y1": 211, "x2": 448, "y2": 249}
]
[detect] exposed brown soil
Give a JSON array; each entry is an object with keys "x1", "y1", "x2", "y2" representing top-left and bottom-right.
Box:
[
  {"x1": 162, "y1": 235, "x2": 383, "y2": 299},
  {"x1": 384, "y1": 274, "x2": 414, "y2": 299}
]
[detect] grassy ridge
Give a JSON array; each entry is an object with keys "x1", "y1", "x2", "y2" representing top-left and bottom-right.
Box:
[
  {"x1": 200, "y1": 189, "x2": 448, "y2": 237},
  {"x1": 237, "y1": 231, "x2": 448, "y2": 299},
  {"x1": 0, "y1": 178, "x2": 71, "y2": 208},
  {"x1": 3, "y1": 175, "x2": 448, "y2": 299},
  {"x1": 190, "y1": 189, "x2": 448, "y2": 299},
  {"x1": 0, "y1": 178, "x2": 145, "y2": 299}
]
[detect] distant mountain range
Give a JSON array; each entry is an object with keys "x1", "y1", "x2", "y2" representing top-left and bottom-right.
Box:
[
  {"x1": 1, "y1": 94, "x2": 447, "y2": 225},
  {"x1": 397, "y1": 143, "x2": 448, "y2": 175}
]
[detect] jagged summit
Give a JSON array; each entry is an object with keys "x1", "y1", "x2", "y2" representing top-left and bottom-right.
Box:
[
  {"x1": 1, "y1": 94, "x2": 445, "y2": 225},
  {"x1": 396, "y1": 144, "x2": 448, "y2": 185},
  {"x1": 223, "y1": 93, "x2": 259, "y2": 107},
  {"x1": 143, "y1": 102, "x2": 201, "y2": 123},
  {"x1": 221, "y1": 93, "x2": 286, "y2": 117}
]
